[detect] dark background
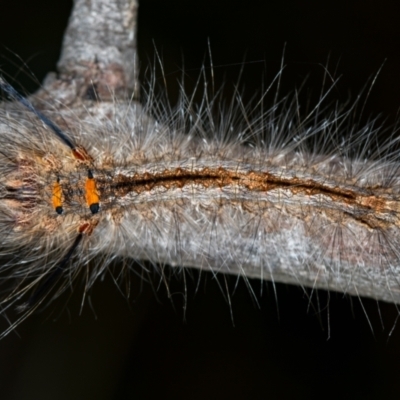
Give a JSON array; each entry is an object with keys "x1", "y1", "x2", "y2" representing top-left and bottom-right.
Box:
[{"x1": 1, "y1": 0, "x2": 400, "y2": 399}]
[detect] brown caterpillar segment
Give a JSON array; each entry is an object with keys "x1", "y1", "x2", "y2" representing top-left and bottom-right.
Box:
[{"x1": 105, "y1": 164, "x2": 398, "y2": 231}]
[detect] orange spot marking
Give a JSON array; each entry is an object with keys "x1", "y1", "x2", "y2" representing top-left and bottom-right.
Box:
[
  {"x1": 52, "y1": 180, "x2": 63, "y2": 211},
  {"x1": 85, "y1": 176, "x2": 100, "y2": 208}
]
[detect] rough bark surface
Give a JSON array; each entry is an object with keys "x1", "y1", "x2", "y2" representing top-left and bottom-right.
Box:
[{"x1": 38, "y1": 0, "x2": 139, "y2": 106}]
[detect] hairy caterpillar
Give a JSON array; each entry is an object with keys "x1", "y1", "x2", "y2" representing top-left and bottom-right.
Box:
[
  {"x1": 5, "y1": 4, "x2": 400, "y2": 400},
  {"x1": 0, "y1": 56, "x2": 400, "y2": 339},
  {"x1": 2, "y1": 0, "x2": 400, "y2": 341}
]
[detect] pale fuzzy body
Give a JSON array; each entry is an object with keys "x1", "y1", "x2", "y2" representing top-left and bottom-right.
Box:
[{"x1": 1, "y1": 79, "x2": 400, "y2": 336}]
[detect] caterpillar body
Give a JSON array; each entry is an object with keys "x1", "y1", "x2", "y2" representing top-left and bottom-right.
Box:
[{"x1": 0, "y1": 65, "x2": 400, "y2": 337}]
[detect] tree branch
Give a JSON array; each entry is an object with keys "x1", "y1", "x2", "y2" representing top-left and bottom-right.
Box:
[{"x1": 36, "y1": 0, "x2": 138, "y2": 105}]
